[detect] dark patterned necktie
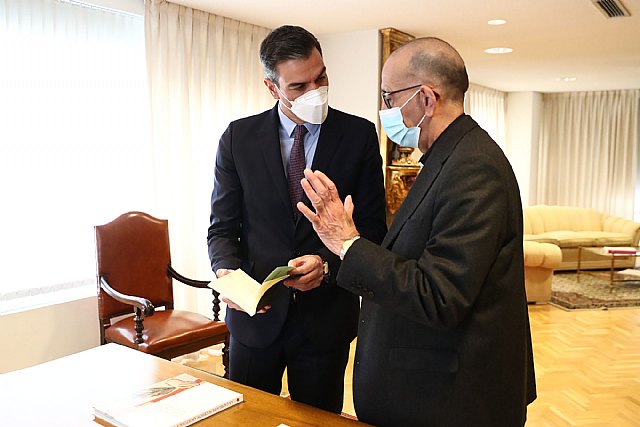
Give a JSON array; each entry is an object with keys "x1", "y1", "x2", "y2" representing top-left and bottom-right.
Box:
[{"x1": 287, "y1": 124, "x2": 307, "y2": 219}]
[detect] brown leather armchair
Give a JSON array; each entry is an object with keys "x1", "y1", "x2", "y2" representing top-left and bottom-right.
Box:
[{"x1": 95, "y1": 211, "x2": 229, "y2": 376}]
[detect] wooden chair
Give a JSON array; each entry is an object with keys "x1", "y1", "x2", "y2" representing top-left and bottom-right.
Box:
[{"x1": 95, "y1": 211, "x2": 229, "y2": 376}]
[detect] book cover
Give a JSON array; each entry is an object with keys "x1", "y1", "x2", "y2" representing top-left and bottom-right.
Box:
[
  {"x1": 208, "y1": 266, "x2": 293, "y2": 316},
  {"x1": 93, "y1": 373, "x2": 243, "y2": 427}
]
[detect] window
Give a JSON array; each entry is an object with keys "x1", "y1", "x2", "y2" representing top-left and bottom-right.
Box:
[{"x1": 0, "y1": 0, "x2": 152, "y2": 310}]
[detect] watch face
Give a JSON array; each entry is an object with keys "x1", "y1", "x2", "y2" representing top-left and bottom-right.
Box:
[{"x1": 323, "y1": 261, "x2": 330, "y2": 275}]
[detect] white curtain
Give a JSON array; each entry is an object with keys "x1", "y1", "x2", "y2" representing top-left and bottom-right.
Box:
[
  {"x1": 0, "y1": 0, "x2": 151, "y2": 303},
  {"x1": 537, "y1": 90, "x2": 640, "y2": 219},
  {"x1": 144, "y1": 0, "x2": 273, "y2": 313},
  {"x1": 464, "y1": 83, "x2": 506, "y2": 148}
]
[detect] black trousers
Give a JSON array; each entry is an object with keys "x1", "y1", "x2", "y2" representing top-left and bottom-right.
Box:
[{"x1": 228, "y1": 300, "x2": 351, "y2": 413}]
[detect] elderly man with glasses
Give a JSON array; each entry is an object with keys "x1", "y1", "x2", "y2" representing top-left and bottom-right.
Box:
[{"x1": 297, "y1": 37, "x2": 536, "y2": 427}]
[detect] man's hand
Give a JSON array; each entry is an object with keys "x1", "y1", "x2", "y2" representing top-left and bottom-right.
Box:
[
  {"x1": 215, "y1": 268, "x2": 271, "y2": 314},
  {"x1": 297, "y1": 169, "x2": 359, "y2": 255},
  {"x1": 284, "y1": 255, "x2": 324, "y2": 292}
]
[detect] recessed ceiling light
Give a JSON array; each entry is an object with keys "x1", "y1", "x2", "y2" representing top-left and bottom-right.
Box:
[
  {"x1": 556, "y1": 77, "x2": 577, "y2": 82},
  {"x1": 488, "y1": 19, "x2": 507, "y2": 25},
  {"x1": 484, "y1": 47, "x2": 513, "y2": 54}
]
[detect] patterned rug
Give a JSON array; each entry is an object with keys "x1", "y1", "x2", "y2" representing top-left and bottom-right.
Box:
[{"x1": 551, "y1": 271, "x2": 640, "y2": 310}]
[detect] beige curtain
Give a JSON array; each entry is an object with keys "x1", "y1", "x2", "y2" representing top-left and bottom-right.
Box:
[
  {"x1": 465, "y1": 83, "x2": 506, "y2": 148},
  {"x1": 537, "y1": 90, "x2": 640, "y2": 219},
  {"x1": 144, "y1": 0, "x2": 273, "y2": 313}
]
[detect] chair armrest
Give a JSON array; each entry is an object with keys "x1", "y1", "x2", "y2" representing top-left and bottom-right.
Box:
[
  {"x1": 167, "y1": 265, "x2": 211, "y2": 289},
  {"x1": 99, "y1": 276, "x2": 154, "y2": 317},
  {"x1": 167, "y1": 265, "x2": 223, "y2": 322}
]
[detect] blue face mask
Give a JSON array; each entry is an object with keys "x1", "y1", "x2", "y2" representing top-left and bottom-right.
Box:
[{"x1": 378, "y1": 89, "x2": 426, "y2": 148}]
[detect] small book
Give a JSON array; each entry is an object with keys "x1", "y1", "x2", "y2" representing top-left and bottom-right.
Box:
[
  {"x1": 93, "y1": 373, "x2": 243, "y2": 427},
  {"x1": 209, "y1": 266, "x2": 293, "y2": 316},
  {"x1": 603, "y1": 246, "x2": 638, "y2": 254}
]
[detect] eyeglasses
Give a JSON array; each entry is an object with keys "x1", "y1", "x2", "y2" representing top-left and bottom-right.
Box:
[
  {"x1": 380, "y1": 84, "x2": 439, "y2": 109},
  {"x1": 381, "y1": 84, "x2": 422, "y2": 109}
]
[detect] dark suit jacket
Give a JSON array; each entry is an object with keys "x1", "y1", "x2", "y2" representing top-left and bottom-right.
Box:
[
  {"x1": 208, "y1": 104, "x2": 387, "y2": 350},
  {"x1": 338, "y1": 115, "x2": 536, "y2": 427}
]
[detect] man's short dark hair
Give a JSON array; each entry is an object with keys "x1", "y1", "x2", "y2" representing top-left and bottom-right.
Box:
[{"x1": 259, "y1": 25, "x2": 322, "y2": 85}]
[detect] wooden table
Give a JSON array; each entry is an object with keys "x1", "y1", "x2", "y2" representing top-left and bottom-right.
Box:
[{"x1": 0, "y1": 343, "x2": 369, "y2": 427}]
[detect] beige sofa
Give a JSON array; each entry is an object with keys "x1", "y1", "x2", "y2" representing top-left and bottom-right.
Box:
[{"x1": 524, "y1": 205, "x2": 640, "y2": 271}]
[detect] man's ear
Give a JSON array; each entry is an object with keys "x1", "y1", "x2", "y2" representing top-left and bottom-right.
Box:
[
  {"x1": 423, "y1": 86, "x2": 438, "y2": 117},
  {"x1": 264, "y1": 78, "x2": 280, "y2": 100}
]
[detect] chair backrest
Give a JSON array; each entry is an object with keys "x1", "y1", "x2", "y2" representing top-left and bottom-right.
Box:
[{"x1": 95, "y1": 211, "x2": 174, "y2": 320}]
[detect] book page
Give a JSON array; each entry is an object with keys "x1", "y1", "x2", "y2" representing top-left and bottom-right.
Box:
[{"x1": 209, "y1": 266, "x2": 292, "y2": 316}]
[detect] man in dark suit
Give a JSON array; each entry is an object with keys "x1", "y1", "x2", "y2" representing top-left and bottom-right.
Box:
[
  {"x1": 298, "y1": 37, "x2": 536, "y2": 426},
  {"x1": 207, "y1": 25, "x2": 386, "y2": 413}
]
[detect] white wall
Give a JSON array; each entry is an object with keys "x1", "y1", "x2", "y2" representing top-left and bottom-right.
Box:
[
  {"x1": 318, "y1": 29, "x2": 381, "y2": 129},
  {"x1": 318, "y1": 30, "x2": 385, "y2": 165},
  {"x1": 505, "y1": 91, "x2": 543, "y2": 207},
  {"x1": 0, "y1": 297, "x2": 100, "y2": 373}
]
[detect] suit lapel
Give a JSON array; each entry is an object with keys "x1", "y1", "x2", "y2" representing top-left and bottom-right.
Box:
[
  {"x1": 382, "y1": 115, "x2": 478, "y2": 248},
  {"x1": 310, "y1": 107, "x2": 342, "y2": 173},
  {"x1": 259, "y1": 104, "x2": 294, "y2": 219}
]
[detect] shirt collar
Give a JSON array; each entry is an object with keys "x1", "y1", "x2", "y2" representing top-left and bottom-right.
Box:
[{"x1": 277, "y1": 106, "x2": 321, "y2": 137}]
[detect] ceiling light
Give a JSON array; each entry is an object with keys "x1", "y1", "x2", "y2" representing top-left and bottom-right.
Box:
[
  {"x1": 484, "y1": 47, "x2": 513, "y2": 54},
  {"x1": 556, "y1": 77, "x2": 577, "y2": 82},
  {"x1": 488, "y1": 19, "x2": 507, "y2": 25}
]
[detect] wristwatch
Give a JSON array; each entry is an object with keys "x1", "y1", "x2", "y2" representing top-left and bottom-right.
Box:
[
  {"x1": 339, "y1": 235, "x2": 361, "y2": 260},
  {"x1": 322, "y1": 259, "x2": 330, "y2": 282}
]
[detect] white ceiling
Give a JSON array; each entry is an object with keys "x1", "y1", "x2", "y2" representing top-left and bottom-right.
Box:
[{"x1": 170, "y1": 0, "x2": 640, "y2": 93}]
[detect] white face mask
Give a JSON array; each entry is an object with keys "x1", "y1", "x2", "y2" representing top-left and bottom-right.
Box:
[{"x1": 277, "y1": 86, "x2": 329, "y2": 124}]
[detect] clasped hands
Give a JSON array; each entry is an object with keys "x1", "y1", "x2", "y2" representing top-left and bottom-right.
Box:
[{"x1": 218, "y1": 168, "x2": 358, "y2": 314}]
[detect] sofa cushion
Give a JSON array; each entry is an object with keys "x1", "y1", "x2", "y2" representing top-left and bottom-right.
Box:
[
  {"x1": 525, "y1": 231, "x2": 591, "y2": 248},
  {"x1": 526, "y1": 231, "x2": 633, "y2": 248},
  {"x1": 523, "y1": 234, "x2": 556, "y2": 244},
  {"x1": 591, "y1": 232, "x2": 634, "y2": 246},
  {"x1": 524, "y1": 205, "x2": 603, "y2": 234},
  {"x1": 527, "y1": 231, "x2": 632, "y2": 248}
]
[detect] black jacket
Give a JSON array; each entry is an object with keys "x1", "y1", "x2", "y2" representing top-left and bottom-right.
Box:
[{"x1": 339, "y1": 115, "x2": 537, "y2": 426}]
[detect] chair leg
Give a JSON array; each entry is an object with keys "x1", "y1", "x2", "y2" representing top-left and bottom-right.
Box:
[
  {"x1": 222, "y1": 334, "x2": 230, "y2": 379},
  {"x1": 134, "y1": 307, "x2": 145, "y2": 344}
]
